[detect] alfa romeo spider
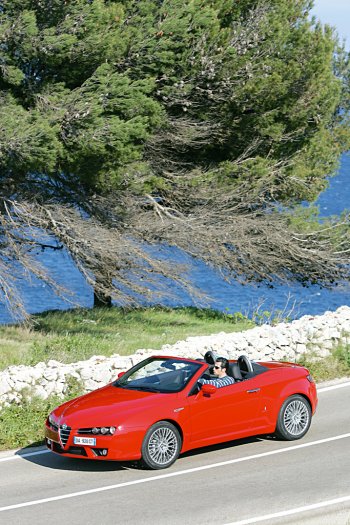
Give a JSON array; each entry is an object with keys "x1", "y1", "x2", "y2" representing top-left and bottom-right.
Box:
[{"x1": 45, "y1": 353, "x2": 317, "y2": 469}]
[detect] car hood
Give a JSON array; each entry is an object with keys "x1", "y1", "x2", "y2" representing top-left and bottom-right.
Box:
[{"x1": 55, "y1": 384, "x2": 174, "y2": 428}]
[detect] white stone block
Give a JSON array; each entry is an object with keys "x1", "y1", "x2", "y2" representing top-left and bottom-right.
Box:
[
  {"x1": 295, "y1": 343, "x2": 307, "y2": 355},
  {"x1": 0, "y1": 378, "x2": 11, "y2": 396},
  {"x1": 47, "y1": 360, "x2": 62, "y2": 368},
  {"x1": 33, "y1": 385, "x2": 49, "y2": 400},
  {"x1": 43, "y1": 368, "x2": 58, "y2": 381},
  {"x1": 83, "y1": 379, "x2": 100, "y2": 392}
]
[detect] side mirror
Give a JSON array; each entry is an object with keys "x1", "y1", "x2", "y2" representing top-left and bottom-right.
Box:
[
  {"x1": 201, "y1": 383, "x2": 217, "y2": 396},
  {"x1": 117, "y1": 371, "x2": 126, "y2": 378}
]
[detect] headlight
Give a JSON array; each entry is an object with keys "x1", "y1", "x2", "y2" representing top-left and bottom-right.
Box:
[
  {"x1": 48, "y1": 413, "x2": 58, "y2": 426},
  {"x1": 90, "y1": 426, "x2": 116, "y2": 435},
  {"x1": 307, "y1": 374, "x2": 315, "y2": 383}
]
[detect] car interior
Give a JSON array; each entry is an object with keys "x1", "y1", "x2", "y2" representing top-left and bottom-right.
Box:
[{"x1": 200, "y1": 351, "x2": 268, "y2": 382}]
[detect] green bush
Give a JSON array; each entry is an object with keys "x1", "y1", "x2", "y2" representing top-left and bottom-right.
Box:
[
  {"x1": 333, "y1": 345, "x2": 350, "y2": 367},
  {"x1": 297, "y1": 346, "x2": 350, "y2": 382},
  {"x1": 0, "y1": 379, "x2": 84, "y2": 451},
  {"x1": 0, "y1": 395, "x2": 62, "y2": 450}
]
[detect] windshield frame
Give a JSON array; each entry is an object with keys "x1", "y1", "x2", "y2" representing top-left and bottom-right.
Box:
[{"x1": 113, "y1": 356, "x2": 203, "y2": 393}]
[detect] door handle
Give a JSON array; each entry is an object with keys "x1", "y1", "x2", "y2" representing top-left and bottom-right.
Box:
[{"x1": 247, "y1": 388, "x2": 260, "y2": 393}]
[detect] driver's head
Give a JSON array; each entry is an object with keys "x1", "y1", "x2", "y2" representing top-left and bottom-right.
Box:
[{"x1": 213, "y1": 357, "x2": 229, "y2": 376}]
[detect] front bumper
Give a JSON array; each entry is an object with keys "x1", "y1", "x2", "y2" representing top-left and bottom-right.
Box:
[{"x1": 44, "y1": 422, "x2": 143, "y2": 461}]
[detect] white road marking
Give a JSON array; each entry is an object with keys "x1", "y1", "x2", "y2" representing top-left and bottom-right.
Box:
[
  {"x1": 317, "y1": 380, "x2": 350, "y2": 393},
  {"x1": 0, "y1": 449, "x2": 49, "y2": 463},
  {"x1": 0, "y1": 433, "x2": 350, "y2": 512},
  {"x1": 0, "y1": 380, "x2": 349, "y2": 464},
  {"x1": 223, "y1": 494, "x2": 350, "y2": 525}
]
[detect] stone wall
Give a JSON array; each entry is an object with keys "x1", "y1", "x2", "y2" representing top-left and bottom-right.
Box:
[{"x1": 1, "y1": 305, "x2": 350, "y2": 409}]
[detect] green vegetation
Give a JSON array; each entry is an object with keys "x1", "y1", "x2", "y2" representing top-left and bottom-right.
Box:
[
  {"x1": 0, "y1": 376, "x2": 83, "y2": 451},
  {"x1": 0, "y1": 396, "x2": 63, "y2": 451},
  {"x1": 299, "y1": 345, "x2": 350, "y2": 383},
  {"x1": 0, "y1": 306, "x2": 253, "y2": 370},
  {"x1": 1, "y1": 1, "x2": 350, "y2": 318}
]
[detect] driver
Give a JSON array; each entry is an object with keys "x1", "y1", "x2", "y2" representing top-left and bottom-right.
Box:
[{"x1": 198, "y1": 357, "x2": 235, "y2": 388}]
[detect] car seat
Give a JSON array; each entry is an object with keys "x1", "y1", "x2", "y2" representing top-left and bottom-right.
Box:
[{"x1": 228, "y1": 363, "x2": 243, "y2": 382}]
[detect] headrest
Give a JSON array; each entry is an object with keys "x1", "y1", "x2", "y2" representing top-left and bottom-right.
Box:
[
  {"x1": 228, "y1": 363, "x2": 243, "y2": 381},
  {"x1": 204, "y1": 350, "x2": 217, "y2": 365}
]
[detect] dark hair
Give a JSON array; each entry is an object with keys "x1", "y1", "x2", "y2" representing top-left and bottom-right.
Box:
[{"x1": 215, "y1": 357, "x2": 229, "y2": 372}]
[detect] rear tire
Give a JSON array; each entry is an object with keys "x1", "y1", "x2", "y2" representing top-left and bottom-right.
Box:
[
  {"x1": 275, "y1": 395, "x2": 311, "y2": 440},
  {"x1": 141, "y1": 421, "x2": 181, "y2": 470}
]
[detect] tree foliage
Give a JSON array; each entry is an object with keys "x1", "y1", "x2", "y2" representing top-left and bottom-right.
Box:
[{"x1": 1, "y1": 0, "x2": 350, "y2": 318}]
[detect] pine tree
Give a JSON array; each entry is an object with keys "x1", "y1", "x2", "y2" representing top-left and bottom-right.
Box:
[{"x1": 1, "y1": 0, "x2": 350, "y2": 317}]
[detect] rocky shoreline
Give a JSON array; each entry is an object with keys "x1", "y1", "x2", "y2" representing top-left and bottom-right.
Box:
[{"x1": 1, "y1": 305, "x2": 350, "y2": 409}]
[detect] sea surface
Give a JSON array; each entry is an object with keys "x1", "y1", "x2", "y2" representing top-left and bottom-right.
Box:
[{"x1": 1, "y1": 154, "x2": 350, "y2": 324}]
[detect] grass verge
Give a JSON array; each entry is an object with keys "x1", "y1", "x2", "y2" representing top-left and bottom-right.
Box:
[{"x1": 0, "y1": 306, "x2": 253, "y2": 370}]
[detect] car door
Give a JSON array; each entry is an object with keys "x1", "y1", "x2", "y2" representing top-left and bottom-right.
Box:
[{"x1": 186, "y1": 376, "x2": 266, "y2": 446}]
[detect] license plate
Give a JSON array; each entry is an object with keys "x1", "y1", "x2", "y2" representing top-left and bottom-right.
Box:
[{"x1": 74, "y1": 436, "x2": 96, "y2": 446}]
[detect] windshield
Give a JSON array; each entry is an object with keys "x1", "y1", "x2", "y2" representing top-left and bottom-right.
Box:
[{"x1": 114, "y1": 357, "x2": 202, "y2": 393}]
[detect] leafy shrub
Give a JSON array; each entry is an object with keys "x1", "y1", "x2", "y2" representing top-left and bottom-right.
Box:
[
  {"x1": 333, "y1": 345, "x2": 350, "y2": 367},
  {"x1": 0, "y1": 380, "x2": 85, "y2": 451}
]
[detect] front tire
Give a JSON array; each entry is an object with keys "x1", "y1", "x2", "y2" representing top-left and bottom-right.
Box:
[
  {"x1": 275, "y1": 395, "x2": 311, "y2": 440},
  {"x1": 141, "y1": 421, "x2": 182, "y2": 470}
]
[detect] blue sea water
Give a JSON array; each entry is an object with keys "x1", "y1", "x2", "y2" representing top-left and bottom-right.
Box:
[{"x1": 1, "y1": 154, "x2": 350, "y2": 323}]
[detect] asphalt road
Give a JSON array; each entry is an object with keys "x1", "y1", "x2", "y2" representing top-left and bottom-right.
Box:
[{"x1": 0, "y1": 380, "x2": 349, "y2": 525}]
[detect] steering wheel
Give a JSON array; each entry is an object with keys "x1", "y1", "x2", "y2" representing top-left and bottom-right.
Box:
[{"x1": 237, "y1": 355, "x2": 254, "y2": 375}]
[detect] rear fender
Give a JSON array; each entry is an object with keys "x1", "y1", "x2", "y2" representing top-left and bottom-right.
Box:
[{"x1": 268, "y1": 378, "x2": 315, "y2": 425}]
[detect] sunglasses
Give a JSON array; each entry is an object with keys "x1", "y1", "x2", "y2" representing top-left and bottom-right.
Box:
[{"x1": 214, "y1": 365, "x2": 222, "y2": 369}]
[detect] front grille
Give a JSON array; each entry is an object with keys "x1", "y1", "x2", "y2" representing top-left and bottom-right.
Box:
[{"x1": 59, "y1": 425, "x2": 71, "y2": 447}]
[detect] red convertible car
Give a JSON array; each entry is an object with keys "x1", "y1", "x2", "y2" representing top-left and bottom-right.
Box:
[{"x1": 45, "y1": 353, "x2": 317, "y2": 469}]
